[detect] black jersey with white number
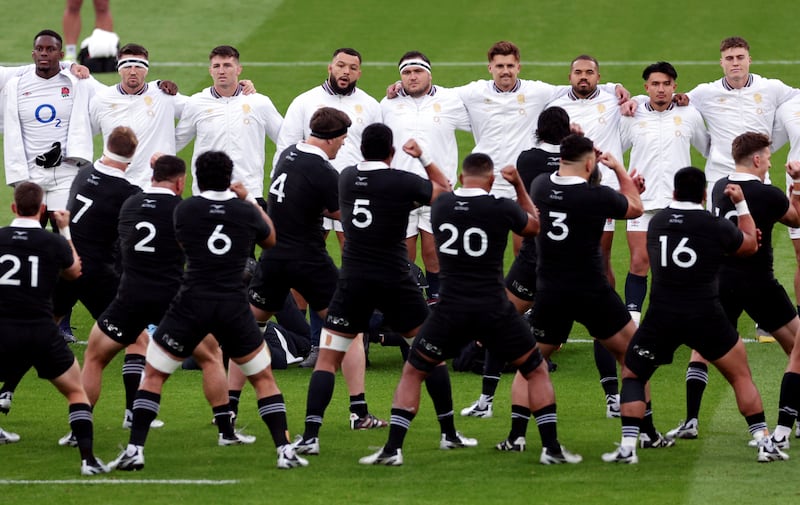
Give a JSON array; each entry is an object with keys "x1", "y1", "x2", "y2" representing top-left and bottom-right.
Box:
[
  {"x1": 174, "y1": 193, "x2": 270, "y2": 298},
  {"x1": 711, "y1": 176, "x2": 788, "y2": 279},
  {"x1": 67, "y1": 162, "x2": 140, "y2": 272},
  {"x1": 266, "y1": 144, "x2": 339, "y2": 260},
  {"x1": 432, "y1": 189, "x2": 528, "y2": 307},
  {"x1": 647, "y1": 204, "x2": 743, "y2": 307},
  {"x1": 531, "y1": 173, "x2": 628, "y2": 291},
  {"x1": 516, "y1": 146, "x2": 560, "y2": 265},
  {"x1": 338, "y1": 162, "x2": 432, "y2": 280},
  {"x1": 0, "y1": 222, "x2": 74, "y2": 320},
  {"x1": 117, "y1": 190, "x2": 184, "y2": 296}
]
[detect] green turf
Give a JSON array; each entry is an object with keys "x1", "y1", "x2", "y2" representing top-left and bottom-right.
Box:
[{"x1": 2, "y1": 1, "x2": 800, "y2": 504}]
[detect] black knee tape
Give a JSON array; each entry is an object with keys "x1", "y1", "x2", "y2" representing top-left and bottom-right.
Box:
[
  {"x1": 408, "y1": 349, "x2": 438, "y2": 374},
  {"x1": 621, "y1": 377, "x2": 646, "y2": 403},
  {"x1": 518, "y1": 347, "x2": 545, "y2": 376}
]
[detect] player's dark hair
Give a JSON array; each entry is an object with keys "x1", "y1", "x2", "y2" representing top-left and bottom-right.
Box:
[
  {"x1": 195, "y1": 151, "x2": 233, "y2": 191},
  {"x1": 674, "y1": 166, "x2": 706, "y2": 204},
  {"x1": 642, "y1": 61, "x2": 677, "y2": 81},
  {"x1": 720, "y1": 36, "x2": 749, "y2": 52},
  {"x1": 731, "y1": 132, "x2": 771, "y2": 164},
  {"x1": 333, "y1": 47, "x2": 362, "y2": 64},
  {"x1": 310, "y1": 107, "x2": 352, "y2": 137},
  {"x1": 488, "y1": 41, "x2": 520, "y2": 62},
  {"x1": 535, "y1": 106, "x2": 571, "y2": 145},
  {"x1": 559, "y1": 134, "x2": 594, "y2": 162},
  {"x1": 571, "y1": 54, "x2": 599, "y2": 70},
  {"x1": 397, "y1": 51, "x2": 430, "y2": 66},
  {"x1": 106, "y1": 126, "x2": 138, "y2": 158},
  {"x1": 209, "y1": 45, "x2": 239, "y2": 61},
  {"x1": 361, "y1": 123, "x2": 394, "y2": 161},
  {"x1": 33, "y1": 30, "x2": 62, "y2": 48},
  {"x1": 152, "y1": 155, "x2": 186, "y2": 183},
  {"x1": 14, "y1": 182, "x2": 44, "y2": 217},
  {"x1": 118, "y1": 43, "x2": 148, "y2": 59},
  {"x1": 461, "y1": 153, "x2": 494, "y2": 178}
]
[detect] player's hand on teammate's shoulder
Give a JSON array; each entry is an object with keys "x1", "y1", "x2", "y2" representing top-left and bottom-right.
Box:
[
  {"x1": 786, "y1": 160, "x2": 800, "y2": 180},
  {"x1": 69, "y1": 63, "x2": 90, "y2": 79},
  {"x1": 158, "y1": 80, "x2": 179, "y2": 96},
  {"x1": 673, "y1": 93, "x2": 689, "y2": 106},
  {"x1": 239, "y1": 80, "x2": 257, "y2": 95},
  {"x1": 386, "y1": 81, "x2": 401, "y2": 99},
  {"x1": 620, "y1": 99, "x2": 638, "y2": 117},
  {"x1": 614, "y1": 84, "x2": 631, "y2": 104}
]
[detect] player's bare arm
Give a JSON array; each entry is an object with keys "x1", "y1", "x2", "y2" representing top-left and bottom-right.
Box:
[
  {"x1": 501, "y1": 165, "x2": 539, "y2": 237},
  {"x1": 231, "y1": 181, "x2": 276, "y2": 249},
  {"x1": 52, "y1": 210, "x2": 82, "y2": 280},
  {"x1": 724, "y1": 183, "x2": 759, "y2": 256},
  {"x1": 403, "y1": 139, "x2": 452, "y2": 202},
  {"x1": 782, "y1": 160, "x2": 800, "y2": 227},
  {"x1": 599, "y1": 151, "x2": 643, "y2": 218}
]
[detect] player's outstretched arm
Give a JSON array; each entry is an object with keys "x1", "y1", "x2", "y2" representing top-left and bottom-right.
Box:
[
  {"x1": 403, "y1": 139, "x2": 452, "y2": 203},
  {"x1": 782, "y1": 161, "x2": 800, "y2": 228},
  {"x1": 230, "y1": 182, "x2": 276, "y2": 249},
  {"x1": 501, "y1": 165, "x2": 539, "y2": 237}
]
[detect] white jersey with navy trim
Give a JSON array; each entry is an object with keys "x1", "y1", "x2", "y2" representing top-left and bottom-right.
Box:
[
  {"x1": 91, "y1": 82, "x2": 187, "y2": 189},
  {"x1": 687, "y1": 74, "x2": 798, "y2": 184},
  {"x1": 274, "y1": 82, "x2": 382, "y2": 174},
  {"x1": 175, "y1": 86, "x2": 282, "y2": 196},
  {"x1": 620, "y1": 101, "x2": 710, "y2": 211},
  {"x1": 380, "y1": 85, "x2": 471, "y2": 184}
]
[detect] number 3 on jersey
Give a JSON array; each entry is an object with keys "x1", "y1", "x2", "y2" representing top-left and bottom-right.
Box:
[{"x1": 658, "y1": 235, "x2": 697, "y2": 268}]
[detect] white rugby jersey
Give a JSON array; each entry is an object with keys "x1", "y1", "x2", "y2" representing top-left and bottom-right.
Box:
[
  {"x1": 548, "y1": 88, "x2": 623, "y2": 190},
  {"x1": 380, "y1": 85, "x2": 471, "y2": 184},
  {"x1": 620, "y1": 101, "x2": 710, "y2": 210},
  {"x1": 4, "y1": 69, "x2": 94, "y2": 188},
  {"x1": 274, "y1": 81, "x2": 382, "y2": 173},
  {"x1": 773, "y1": 94, "x2": 800, "y2": 161},
  {"x1": 687, "y1": 74, "x2": 798, "y2": 184},
  {"x1": 91, "y1": 82, "x2": 187, "y2": 189},
  {"x1": 175, "y1": 86, "x2": 282, "y2": 196}
]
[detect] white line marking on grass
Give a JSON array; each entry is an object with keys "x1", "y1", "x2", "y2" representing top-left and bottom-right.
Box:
[{"x1": 0, "y1": 479, "x2": 239, "y2": 485}]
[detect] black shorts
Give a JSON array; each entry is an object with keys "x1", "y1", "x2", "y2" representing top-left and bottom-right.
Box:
[
  {"x1": 505, "y1": 255, "x2": 537, "y2": 302},
  {"x1": 0, "y1": 320, "x2": 75, "y2": 381},
  {"x1": 720, "y1": 275, "x2": 797, "y2": 333},
  {"x1": 531, "y1": 286, "x2": 631, "y2": 346},
  {"x1": 412, "y1": 300, "x2": 535, "y2": 364},
  {"x1": 53, "y1": 266, "x2": 119, "y2": 319},
  {"x1": 625, "y1": 304, "x2": 739, "y2": 382},
  {"x1": 249, "y1": 257, "x2": 338, "y2": 313},
  {"x1": 325, "y1": 275, "x2": 429, "y2": 335},
  {"x1": 153, "y1": 292, "x2": 263, "y2": 360},
  {"x1": 97, "y1": 293, "x2": 174, "y2": 346}
]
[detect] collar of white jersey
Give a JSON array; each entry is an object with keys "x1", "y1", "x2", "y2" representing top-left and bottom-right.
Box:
[
  {"x1": 722, "y1": 74, "x2": 754, "y2": 91},
  {"x1": 398, "y1": 85, "x2": 437, "y2": 98},
  {"x1": 10, "y1": 217, "x2": 42, "y2": 229},
  {"x1": 550, "y1": 172, "x2": 586, "y2": 185},
  {"x1": 199, "y1": 189, "x2": 237, "y2": 201},
  {"x1": 297, "y1": 142, "x2": 330, "y2": 160},
  {"x1": 356, "y1": 160, "x2": 390, "y2": 171},
  {"x1": 145, "y1": 186, "x2": 176, "y2": 195},
  {"x1": 728, "y1": 172, "x2": 762, "y2": 182},
  {"x1": 567, "y1": 88, "x2": 601, "y2": 101},
  {"x1": 536, "y1": 141, "x2": 560, "y2": 153},
  {"x1": 116, "y1": 82, "x2": 149, "y2": 96},
  {"x1": 644, "y1": 101, "x2": 675, "y2": 112},
  {"x1": 492, "y1": 79, "x2": 521, "y2": 94},
  {"x1": 210, "y1": 84, "x2": 243, "y2": 98},
  {"x1": 454, "y1": 187, "x2": 489, "y2": 197},
  {"x1": 94, "y1": 160, "x2": 128, "y2": 179},
  {"x1": 322, "y1": 80, "x2": 357, "y2": 97},
  {"x1": 668, "y1": 201, "x2": 705, "y2": 210}
]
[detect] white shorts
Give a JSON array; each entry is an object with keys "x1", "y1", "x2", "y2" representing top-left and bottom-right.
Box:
[
  {"x1": 29, "y1": 164, "x2": 79, "y2": 211},
  {"x1": 604, "y1": 218, "x2": 615, "y2": 232},
  {"x1": 406, "y1": 206, "x2": 432, "y2": 237},
  {"x1": 323, "y1": 217, "x2": 344, "y2": 232},
  {"x1": 626, "y1": 210, "x2": 657, "y2": 232}
]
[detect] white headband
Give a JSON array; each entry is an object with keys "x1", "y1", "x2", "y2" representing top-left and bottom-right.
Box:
[
  {"x1": 117, "y1": 57, "x2": 149, "y2": 70},
  {"x1": 399, "y1": 59, "x2": 431, "y2": 74},
  {"x1": 103, "y1": 149, "x2": 133, "y2": 164}
]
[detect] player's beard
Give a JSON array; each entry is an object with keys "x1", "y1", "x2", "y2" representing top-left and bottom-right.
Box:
[
  {"x1": 328, "y1": 75, "x2": 357, "y2": 95},
  {"x1": 588, "y1": 163, "x2": 602, "y2": 186}
]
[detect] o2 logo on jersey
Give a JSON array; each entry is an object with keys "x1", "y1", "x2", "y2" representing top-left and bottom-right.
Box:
[{"x1": 35, "y1": 104, "x2": 61, "y2": 127}]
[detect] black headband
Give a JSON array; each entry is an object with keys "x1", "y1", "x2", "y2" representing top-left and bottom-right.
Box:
[{"x1": 310, "y1": 127, "x2": 348, "y2": 139}]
